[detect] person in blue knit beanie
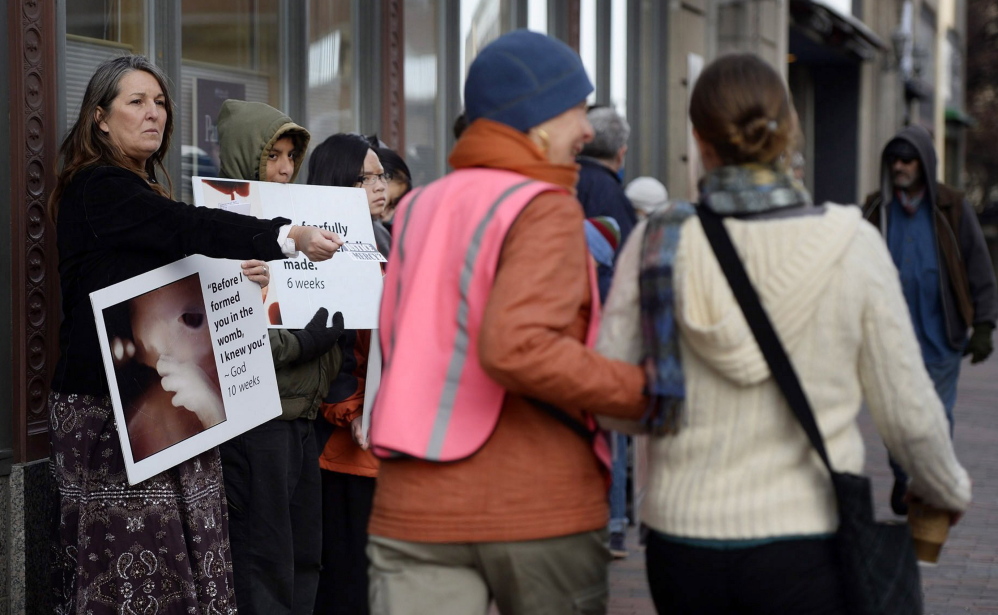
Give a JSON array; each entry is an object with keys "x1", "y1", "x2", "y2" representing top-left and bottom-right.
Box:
[{"x1": 365, "y1": 29, "x2": 649, "y2": 615}]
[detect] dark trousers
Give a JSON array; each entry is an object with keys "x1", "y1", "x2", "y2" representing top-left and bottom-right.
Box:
[
  {"x1": 220, "y1": 418, "x2": 322, "y2": 615},
  {"x1": 315, "y1": 470, "x2": 376, "y2": 615},
  {"x1": 645, "y1": 531, "x2": 848, "y2": 615}
]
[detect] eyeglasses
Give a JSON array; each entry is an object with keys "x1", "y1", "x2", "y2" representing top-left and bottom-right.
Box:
[{"x1": 357, "y1": 172, "x2": 390, "y2": 186}]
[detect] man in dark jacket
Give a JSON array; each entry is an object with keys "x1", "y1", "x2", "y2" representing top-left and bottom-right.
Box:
[
  {"x1": 863, "y1": 124, "x2": 998, "y2": 515},
  {"x1": 576, "y1": 106, "x2": 637, "y2": 243}
]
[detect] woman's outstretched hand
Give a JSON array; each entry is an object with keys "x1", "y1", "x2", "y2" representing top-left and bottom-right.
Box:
[{"x1": 290, "y1": 226, "x2": 344, "y2": 262}]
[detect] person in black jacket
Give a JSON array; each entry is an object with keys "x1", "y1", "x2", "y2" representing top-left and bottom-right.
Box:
[
  {"x1": 576, "y1": 106, "x2": 637, "y2": 243},
  {"x1": 48, "y1": 55, "x2": 342, "y2": 615}
]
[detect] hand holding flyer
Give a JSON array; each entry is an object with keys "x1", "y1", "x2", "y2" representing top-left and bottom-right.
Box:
[{"x1": 290, "y1": 225, "x2": 345, "y2": 261}]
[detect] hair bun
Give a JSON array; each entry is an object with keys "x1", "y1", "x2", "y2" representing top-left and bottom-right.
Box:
[{"x1": 729, "y1": 115, "x2": 779, "y2": 160}]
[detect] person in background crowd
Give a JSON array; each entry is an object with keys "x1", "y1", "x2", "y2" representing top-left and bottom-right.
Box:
[
  {"x1": 625, "y1": 176, "x2": 669, "y2": 219},
  {"x1": 582, "y1": 214, "x2": 629, "y2": 559},
  {"x1": 364, "y1": 136, "x2": 412, "y2": 235},
  {"x1": 577, "y1": 106, "x2": 637, "y2": 242},
  {"x1": 366, "y1": 30, "x2": 647, "y2": 615},
  {"x1": 216, "y1": 99, "x2": 345, "y2": 615},
  {"x1": 576, "y1": 104, "x2": 637, "y2": 559},
  {"x1": 307, "y1": 132, "x2": 389, "y2": 615},
  {"x1": 862, "y1": 124, "x2": 998, "y2": 515},
  {"x1": 598, "y1": 52, "x2": 970, "y2": 615},
  {"x1": 585, "y1": 216, "x2": 621, "y2": 302},
  {"x1": 49, "y1": 55, "x2": 341, "y2": 615}
]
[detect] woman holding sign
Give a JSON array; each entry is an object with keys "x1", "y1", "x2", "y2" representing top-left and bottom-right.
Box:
[{"x1": 47, "y1": 55, "x2": 342, "y2": 615}]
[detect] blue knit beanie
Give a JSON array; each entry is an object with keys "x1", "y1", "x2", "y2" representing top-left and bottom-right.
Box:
[{"x1": 464, "y1": 30, "x2": 593, "y2": 132}]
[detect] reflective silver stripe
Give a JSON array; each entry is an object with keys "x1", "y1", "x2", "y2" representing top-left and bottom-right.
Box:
[
  {"x1": 426, "y1": 179, "x2": 537, "y2": 459},
  {"x1": 385, "y1": 187, "x2": 426, "y2": 367}
]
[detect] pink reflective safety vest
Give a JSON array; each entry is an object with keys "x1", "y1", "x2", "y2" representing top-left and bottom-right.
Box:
[{"x1": 370, "y1": 168, "x2": 608, "y2": 469}]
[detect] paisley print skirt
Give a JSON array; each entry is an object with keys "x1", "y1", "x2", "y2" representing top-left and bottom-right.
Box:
[{"x1": 49, "y1": 392, "x2": 237, "y2": 614}]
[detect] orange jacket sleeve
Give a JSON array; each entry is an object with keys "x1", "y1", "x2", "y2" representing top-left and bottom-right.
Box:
[
  {"x1": 477, "y1": 192, "x2": 646, "y2": 419},
  {"x1": 320, "y1": 329, "x2": 371, "y2": 427}
]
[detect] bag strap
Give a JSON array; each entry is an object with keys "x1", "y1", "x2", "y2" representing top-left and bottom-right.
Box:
[
  {"x1": 529, "y1": 398, "x2": 597, "y2": 444},
  {"x1": 695, "y1": 203, "x2": 835, "y2": 476}
]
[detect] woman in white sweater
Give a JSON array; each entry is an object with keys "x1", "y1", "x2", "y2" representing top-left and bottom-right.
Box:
[{"x1": 598, "y1": 53, "x2": 970, "y2": 614}]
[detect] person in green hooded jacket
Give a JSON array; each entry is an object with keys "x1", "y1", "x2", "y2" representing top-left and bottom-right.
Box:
[{"x1": 215, "y1": 99, "x2": 344, "y2": 615}]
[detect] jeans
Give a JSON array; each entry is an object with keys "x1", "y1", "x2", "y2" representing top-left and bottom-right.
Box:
[
  {"x1": 608, "y1": 431, "x2": 629, "y2": 533},
  {"x1": 890, "y1": 354, "x2": 961, "y2": 485}
]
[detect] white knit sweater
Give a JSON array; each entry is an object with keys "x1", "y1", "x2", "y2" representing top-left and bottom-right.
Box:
[{"x1": 598, "y1": 204, "x2": 971, "y2": 540}]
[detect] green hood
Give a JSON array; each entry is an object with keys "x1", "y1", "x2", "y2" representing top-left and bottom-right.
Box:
[{"x1": 216, "y1": 99, "x2": 310, "y2": 182}]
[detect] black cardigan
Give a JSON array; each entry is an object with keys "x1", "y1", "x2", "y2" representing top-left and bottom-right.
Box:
[{"x1": 52, "y1": 165, "x2": 289, "y2": 395}]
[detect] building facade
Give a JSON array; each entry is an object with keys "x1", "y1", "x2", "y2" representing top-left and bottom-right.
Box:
[{"x1": 0, "y1": 1, "x2": 968, "y2": 611}]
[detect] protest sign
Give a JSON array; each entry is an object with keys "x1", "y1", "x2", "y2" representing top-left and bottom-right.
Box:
[
  {"x1": 192, "y1": 177, "x2": 384, "y2": 329},
  {"x1": 91, "y1": 255, "x2": 281, "y2": 485}
]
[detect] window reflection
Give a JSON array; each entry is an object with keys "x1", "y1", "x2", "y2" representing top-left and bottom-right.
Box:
[
  {"x1": 307, "y1": 1, "x2": 356, "y2": 152},
  {"x1": 65, "y1": 1, "x2": 146, "y2": 129},
  {"x1": 179, "y1": 0, "x2": 280, "y2": 201},
  {"x1": 67, "y1": 0, "x2": 145, "y2": 50},
  {"x1": 405, "y1": 0, "x2": 440, "y2": 186}
]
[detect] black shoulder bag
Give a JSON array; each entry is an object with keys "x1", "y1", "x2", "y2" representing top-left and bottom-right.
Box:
[{"x1": 696, "y1": 203, "x2": 923, "y2": 615}]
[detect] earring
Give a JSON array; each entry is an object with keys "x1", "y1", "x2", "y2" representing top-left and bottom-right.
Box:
[{"x1": 532, "y1": 128, "x2": 550, "y2": 153}]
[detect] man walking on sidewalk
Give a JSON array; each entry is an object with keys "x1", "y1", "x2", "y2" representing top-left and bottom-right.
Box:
[{"x1": 863, "y1": 124, "x2": 998, "y2": 515}]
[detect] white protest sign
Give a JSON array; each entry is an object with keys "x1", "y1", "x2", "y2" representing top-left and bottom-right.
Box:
[
  {"x1": 361, "y1": 331, "x2": 382, "y2": 444},
  {"x1": 192, "y1": 177, "x2": 384, "y2": 329},
  {"x1": 91, "y1": 255, "x2": 281, "y2": 485}
]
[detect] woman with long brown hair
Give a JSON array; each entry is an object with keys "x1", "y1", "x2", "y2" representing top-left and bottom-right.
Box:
[{"x1": 48, "y1": 54, "x2": 341, "y2": 614}]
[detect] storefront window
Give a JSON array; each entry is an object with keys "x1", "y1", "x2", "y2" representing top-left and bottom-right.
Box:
[
  {"x1": 65, "y1": 1, "x2": 147, "y2": 128},
  {"x1": 527, "y1": 0, "x2": 548, "y2": 33},
  {"x1": 461, "y1": 0, "x2": 502, "y2": 81},
  {"x1": 179, "y1": 0, "x2": 281, "y2": 201},
  {"x1": 579, "y1": 0, "x2": 597, "y2": 103},
  {"x1": 610, "y1": 0, "x2": 627, "y2": 114},
  {"x1": 405, "y1": 0, "x2": 440, "y2": 186},
  {"x1": 307, "y1": 1, "x2": 357, "y2": 151}
]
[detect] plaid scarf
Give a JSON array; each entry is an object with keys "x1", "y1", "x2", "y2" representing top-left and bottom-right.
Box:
[{"x1": 639, "y1": 163, "x2": 811, "y2": 434}]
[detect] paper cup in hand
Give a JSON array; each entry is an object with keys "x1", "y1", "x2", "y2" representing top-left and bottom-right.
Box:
[{"x1": 907, "y1": 500, "x2": 950, "y2": 564}]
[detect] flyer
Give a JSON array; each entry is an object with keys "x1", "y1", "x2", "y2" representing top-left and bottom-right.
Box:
[
  {"x1": 91, "y1": 255, "x2": 281, "y2": 485},
  {"x1": 192, "y1": 177, "x2": 384, "y2": 329}
]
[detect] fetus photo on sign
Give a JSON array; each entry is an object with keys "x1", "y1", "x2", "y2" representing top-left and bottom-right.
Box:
[{"x1": 102, "y1": 273, "x2": 226, "y2": 461}]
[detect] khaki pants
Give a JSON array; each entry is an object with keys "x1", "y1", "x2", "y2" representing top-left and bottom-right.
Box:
[{"x1": 368, "y1": 529, "x2": 610, "y2": 615}]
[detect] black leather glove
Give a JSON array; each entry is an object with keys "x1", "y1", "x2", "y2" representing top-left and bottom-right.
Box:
[
  {"x1": 963, "y1": 322, "x2": 994, "y2": 364},
  {"x1": 292, "y1": 308, "x2": 344, "y2": 364}
]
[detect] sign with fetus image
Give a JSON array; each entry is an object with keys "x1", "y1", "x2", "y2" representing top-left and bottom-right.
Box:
[
  {"x1": 192, "y1": 177, "x2": 384, "y2": 329},
  {"x1": 91, "y1": 255, "x2": 281, "y2": 485}
]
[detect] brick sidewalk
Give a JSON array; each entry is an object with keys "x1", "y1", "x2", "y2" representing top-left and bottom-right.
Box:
[{"x1": 606, "y1": 357, "x2": 998, "y2": 614}]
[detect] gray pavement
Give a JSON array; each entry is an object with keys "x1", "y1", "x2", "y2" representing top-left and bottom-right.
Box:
[{"x1": 607, "y1": 355, "x2": 998, "y2": 614}]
